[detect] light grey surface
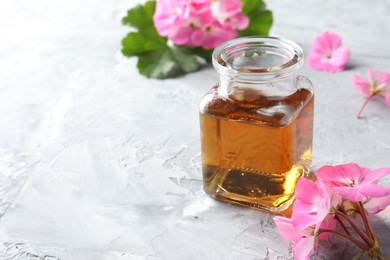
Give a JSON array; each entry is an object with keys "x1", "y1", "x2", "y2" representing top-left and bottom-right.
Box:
[{"x1": 0, "y1": 0, "x2": 389, "y2": 259}]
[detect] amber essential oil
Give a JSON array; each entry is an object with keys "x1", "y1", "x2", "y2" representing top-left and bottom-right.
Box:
[{"x1": 200, "y1": 85, "x2": 314, "y2": 212}]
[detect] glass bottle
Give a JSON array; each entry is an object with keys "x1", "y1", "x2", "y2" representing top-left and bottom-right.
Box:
[{"x1": 199, "y1": 36, "x2": 314, "y2": 212}]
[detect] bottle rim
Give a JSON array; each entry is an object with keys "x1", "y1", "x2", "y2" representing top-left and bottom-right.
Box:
[{"x1": 212, "y1": 36, "x2": 304, "y2": 81}]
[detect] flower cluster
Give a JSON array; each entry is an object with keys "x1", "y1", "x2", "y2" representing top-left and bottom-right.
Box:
[
  {"x1": 122, "y1": 0, "x2": 271, "y2": 78},
  {"x1": 274, "y1": 163, "x2": 390, "y2": 260},
  {"x1": 352, "y1": 69, "x2": 390, "y2": 118},
  {"x1": 153, "y1": 0, "x2": 249, "y2": 49}
]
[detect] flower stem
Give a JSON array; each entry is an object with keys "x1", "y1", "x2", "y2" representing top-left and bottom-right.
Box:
[
  {"x1": 377, "y1": 251, "x2": 389, "y2": 260},
  {"x1": 320, "y1": 229, "x2": 367, "y2": 250},
  {"x1": 335, "y1": 214, "x2": 351, "y2": 236},
  {"x1": 367, "y1": 248, "x2": 389, "y2": 260},
  {"x1": 358, "y1": 201, "x2": 375, "y2": 242},
  {"x1": 337, "y1": 210, "x2": 374, "y2": 247},
  {"x1": 357, "y1": 94, "x2": 374, "y2": 119}
]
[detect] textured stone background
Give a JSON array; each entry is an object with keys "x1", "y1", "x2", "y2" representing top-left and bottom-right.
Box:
[{"x1": 0, "y1": 0, "x2": 389, "y2": 259}]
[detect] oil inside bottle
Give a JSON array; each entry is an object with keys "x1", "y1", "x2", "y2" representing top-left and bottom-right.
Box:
[{"x1": 200, "y1": 85, "x2": 314, "y2": 212}]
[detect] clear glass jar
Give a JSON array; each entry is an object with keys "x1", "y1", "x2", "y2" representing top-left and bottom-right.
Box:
[{"x1": 199, "y1": 36, "x2": 314, "y2": 212}]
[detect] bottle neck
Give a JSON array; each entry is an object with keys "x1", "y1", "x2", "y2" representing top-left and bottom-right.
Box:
[
  {"x1": 218, "y1": 73, "x2": 298, "y2": 101},
  {"x1": 212, "y1": 36, "x2": 304, "y2": 101}
]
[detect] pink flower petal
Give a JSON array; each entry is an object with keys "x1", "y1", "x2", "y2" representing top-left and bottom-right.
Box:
[
  {"x1": 168, "y1": 23, "x2": 194, "y2": 45},
  {"x1": 153, "y1": 0, "x2": 182, "y2": 36},
  {"x1": 274, "y1": 216, "x2": 318, "y2": 260},
  {"x1": 190, "y1": 0, "x2": 212, "y2": 10},
  {"x1": 294, "y1": 178, "x2": 321, "y2": 203},
  {"x1": 307, "y1": 52, "x2": 329, "y2": 71},
  {"x1": 292, "y1": 178, "x2": 331, "y2": 231},
  {"x1": 273, "y1": 216, "x2": 296, "y2": 240},
  {"x1": 316, "y1": 163, "x2": 363, "y2": 187},
  {"x1": 314, "y1": 198, "x2": 331, "y2": 231},
  {"x1": 333, "y1": 186, "x2": 366, "y2": 201},
  {"x1": 317, "y1": 179, "x2": 342, "y2": 208},
  {"x1": 219, "y1": 0, "x2": 242, "y2": 14},
  {"x1": 192, "y1": 8, "x2": 214, "y2": 27},
  {"x1": 361, "y1": 167, "x2": 390, "y2": 185},
  {"x1": 310, "y1": 32, "x2": 340, "y2": 55},
  {"x1": 319, "y1": 31, "x2": 342, "y2": 53},
  {"x1": 385, "y1": 91, "x2": 390, "y2": 107},
  {"x1": 330, "y1": 46, "x2": 350, "y2": 71},
  {"x1": 367, "y1": 69, "x2": 386, "y2": 85},
  {"x1": 293, "y1": 200, "x2": 319, "y2": 214},
  {"x1": 352, "y1": 74, "x2": 370, "y2": 97},
  {"x1": 358, "y1": 184, "x2": 390, "y2": 198},
  {"x1": 191, "y1": 29, "x2": 207, "y2": 46},
  {"x1": 227, "y1": 13, "x2": 249, "y2": 30},
  {"x1": 294, "y1": 236, "x2": 315, "y2": 260},
  {"x1": 212, "y1": 0, "x2": 249, "y2": 30},
  {"x1": 292, "y1": 212, "x2": 317, "y2": 230},
  {"x1": 199, "y1": 23, "x2": 237, "y2": 49},
  {"x1": 365, "y1": 195, "x2": 390, "y2": 214}
]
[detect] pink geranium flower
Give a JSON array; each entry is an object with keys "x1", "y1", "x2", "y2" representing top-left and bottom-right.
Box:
[
  {"x1": 352, "y1": 69, "x2": 390, "y2": 118},
  {"x1": 153, "y1": 0, "x2": 249, "y2": 49},
  {"x1": 316, "y1": 163, "x2": 390, "y2": 202},
  {"x1": 275, "y1": 163, "x2": 390, "y2": 259},
  {"x1": 307, "y1": 31, "x2": 350, "y2": 73}
]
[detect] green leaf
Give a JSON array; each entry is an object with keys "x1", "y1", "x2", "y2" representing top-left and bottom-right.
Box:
[
  {"x1": 137, "y1": 47, "x2": 200, "y2": 79},
  {"x1": 121, "y1": 1, "x2": 164, "y2": 45},
  {"x1": 137, "y1": 49, "x2": 177, "y2": 79},
  {"x1": 192, "y1": 47, "x2": 213, "y2": 63},
  {"x1": 121, "y1": 32, "x2": 166, "y2": 57},
  {"x1": 170, "y1": 46, "x2": 200, "y2": 73},
  {"x1": 121, "y1": 2, "x2": 166, "y2": 58},
  {"x1": 239, "y1": 0, "x2": 273, "y2": 36},
  {"x1": 241, "y1": 0, "x2": 265, "y2": 15},
  {"x1": 122, "y1": 1, "x2": 155, "y2": 31}
]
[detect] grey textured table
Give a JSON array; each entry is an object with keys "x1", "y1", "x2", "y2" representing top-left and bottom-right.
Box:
[{"x1": 0, "y1": 0, "x2": 389, "y2": 259}]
